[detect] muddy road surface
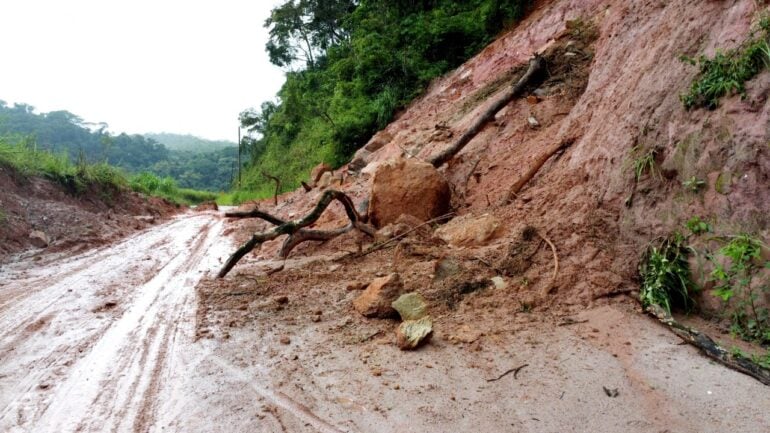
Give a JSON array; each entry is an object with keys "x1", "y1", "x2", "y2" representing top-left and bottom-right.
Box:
[
  {"x1": 1, "y1": 211, "x2": 769, "y2": 433},
  {"x1": 0, "y1": 212, "x2": 232, "y2": 432}
]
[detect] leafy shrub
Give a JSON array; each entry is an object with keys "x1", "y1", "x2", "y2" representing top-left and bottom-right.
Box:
[
  {"x1": 709, "y1": 234, "x2": 770, "y2": 343},
  {"x1": 639, "y1": 233, "x2": 696, "y2": 314}
]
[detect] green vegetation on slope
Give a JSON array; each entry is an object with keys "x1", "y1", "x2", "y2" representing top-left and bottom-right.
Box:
[
  {"x1": 681, "y1": 17, "x2": 770, "y2": 109},
  {"x1": 0, "y1": 102, "x2": 237, "y2": 192},
  {"x1": 237, "y1": 0, "x2": 530, "y2": 198},
  {"x1": 0, "y1": 135, "x2": 216, "y2": 205}
]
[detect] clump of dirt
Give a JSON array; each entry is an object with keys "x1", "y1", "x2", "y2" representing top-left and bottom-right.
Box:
[{"x1": 0, "y1": 164, "x2": 179, "y2": 261}]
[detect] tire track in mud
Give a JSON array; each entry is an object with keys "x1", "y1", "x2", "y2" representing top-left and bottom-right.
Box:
[{"x1": 0, "y1": 213, "x2": 228, "y2": 433}]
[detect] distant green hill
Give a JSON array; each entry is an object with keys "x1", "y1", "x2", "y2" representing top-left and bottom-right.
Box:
[
  {"x1": 0, "y1": 102, "x2": 238, "y2": 192},
  {"x1": 145, "y1": 133, "x2": 236, "y2": 153}
]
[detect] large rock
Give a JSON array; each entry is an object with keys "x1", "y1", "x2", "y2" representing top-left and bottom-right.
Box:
[
  {"x1": 396, "y1": 316, "x2": 433, "y2": 350},
  {"x1": 368, "y1": 157, "x2": 451, "y2": 228},
  {"x1": 29, "y1": 230, "x2": 49, "y2": 248},
  {"x1": 353, "y1": 273, "x2": 404, "y2": 318},
  {"x1": 434, "y1": 213, "x2": 502, "y2": 247}
]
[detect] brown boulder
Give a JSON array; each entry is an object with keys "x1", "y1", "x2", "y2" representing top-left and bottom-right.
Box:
[
  {"x1": 368, "y1": 158, "x2": 451, "y2": 228},
  {"x1": 353, "y1": 273, "x2": 404, "y2": 318}
]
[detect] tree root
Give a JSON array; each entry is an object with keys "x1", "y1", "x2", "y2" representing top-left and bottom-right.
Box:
[
  {"x1": 428, "y1": 56, "x2": 545, "y2": 168},
  {"x1": 537, "y1": 232, "x2": 559, "y2": 294},
  {"x1": 647, "y1": 304, "x2": 770, "y2": 386},
  {"x1": 504, "y1": 138, "x2": 574, "y2": 203},
  {"x1": 218, "y1": 190, "x2": 374, "y2": 278}
]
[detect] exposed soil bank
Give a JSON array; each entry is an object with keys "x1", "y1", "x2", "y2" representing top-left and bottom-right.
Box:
[{"x1": 0, "y1": 164, "x2": 179, "y2": 262}]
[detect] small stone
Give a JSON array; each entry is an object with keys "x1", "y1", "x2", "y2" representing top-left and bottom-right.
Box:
[
  {"x1": 527, "y1": 115, "x2": 540, "y2": 128},
  {"x1": 490, "y1": 276, "x2": 507, "y2": 289},
  {"x1": 279, "y1": 335, "x2": 291, "y2": 345},
  {"x1": 371, "y1": 367, "x2": 383, "y2": 377},
  {"x1": 29, "y1": 230, "x2": 49, "y2": 248},
  {"x1": 433, "y1": 257, "x2": 462, "y2": 280},
  {"x1": 396, "y1": 316, "x2": 433, "y2": 350},
  {"x1": 391, "y1": 292, "x2": 428, "y2": 321},
  {"x1": 434, "y1": 214, "x2": 502, "y2": 247},
  {"x1": 353, "y1": 273, "x2": 404, "y2": 318},
  {"x1": 275, "y1": 296, "x2": 289, "y2": 305}
]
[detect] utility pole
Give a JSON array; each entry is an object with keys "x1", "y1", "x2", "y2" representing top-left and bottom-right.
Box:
[{"x1": 237, "y1": 126, "x2": 242, "y2": 188}]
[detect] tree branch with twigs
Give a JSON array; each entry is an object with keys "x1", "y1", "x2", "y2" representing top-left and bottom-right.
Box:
[{"x1": 218, "y1": 189, "x2": 375, "y2": 278}]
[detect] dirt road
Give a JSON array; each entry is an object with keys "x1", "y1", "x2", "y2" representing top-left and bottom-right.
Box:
[
  {"x1": 1, "y1": 211, "x2": 769, "y2": 433},
  {"x1": 0, "y1": 212, "x2": 231, "y2": 432}
]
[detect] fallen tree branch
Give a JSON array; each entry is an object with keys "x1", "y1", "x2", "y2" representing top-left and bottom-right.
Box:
[
  {"x1": 262, "y1": 171, "x2": 281, "y2": 206},
  {"x1": 504, "y1": 138, "x2": 574, "y2": 203},
  {"x1": 218, "y1": 190, "x2": 374, "y2": 278},
  {"x1": 429, "y1": 56, "x2": 545, "y2": 168},
  {"x1": 647, "y1": 304, "x2": 770, "y2": 386},
  {"x1": 537, "y1": 232, "x2": 559, "y2": 294},
  {"x1": 225, "y1": 208, "x2": 286, "y2": 226}
]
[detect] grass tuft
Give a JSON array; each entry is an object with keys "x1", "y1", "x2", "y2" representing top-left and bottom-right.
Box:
[
  {"x1": 681, "y1": 21, "x2": 770, "y2": 109},
  {"x1": 639, "y1": 233, "x2": 696, "y2": 314}
]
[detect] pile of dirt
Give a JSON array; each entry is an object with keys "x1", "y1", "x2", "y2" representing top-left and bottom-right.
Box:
[
  {"x1": 201, "y1": 0, "x2": 768, "y2": 359},
  {"x1": 0, "y1": 164, "x2": 180, "y2": 261}
]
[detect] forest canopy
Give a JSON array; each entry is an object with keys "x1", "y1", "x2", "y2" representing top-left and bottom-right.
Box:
[
  {"x1": 0, "y1": 101, "x2": 237, "y2": 192},
  {"x1": 239, "y1": 0, "x2": 530, "y2": 197}
]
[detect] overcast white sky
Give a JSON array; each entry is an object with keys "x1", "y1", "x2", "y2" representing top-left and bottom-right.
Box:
[{"x1": 0, "y1": 0, "x2": 285, "y2": 141}]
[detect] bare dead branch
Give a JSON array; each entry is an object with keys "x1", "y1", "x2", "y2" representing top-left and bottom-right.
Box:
[
  {"x1": 428, "y1": 56, "x2": 545, "y2": 168},
  {"x1": 218, "y1": 190, "x2": 374, "y2": 278},
  {"x1": 224, "y1": 208, "x2": 286, "y2": 226},
  {"x1": 647, "y1": 304, "x2": 770, "y2": 386}
]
